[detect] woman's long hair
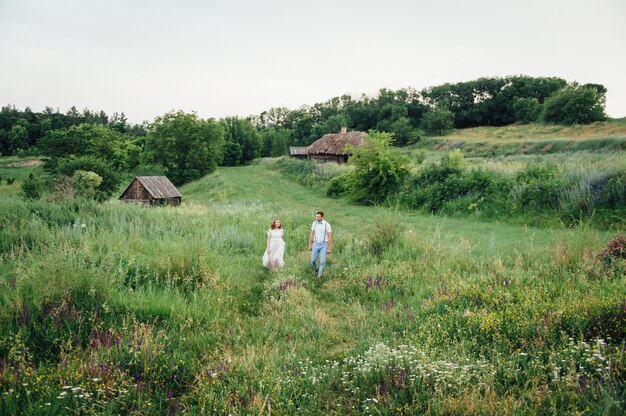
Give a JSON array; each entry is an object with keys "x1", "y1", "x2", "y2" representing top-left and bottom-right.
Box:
[{"x1": 270, "y1": 219, "x2": 282, "y2": 229}]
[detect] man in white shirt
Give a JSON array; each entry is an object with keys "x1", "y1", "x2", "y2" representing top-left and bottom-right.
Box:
[{"x1": 308, "y1": 211, "x2": 332, "y2": 278}]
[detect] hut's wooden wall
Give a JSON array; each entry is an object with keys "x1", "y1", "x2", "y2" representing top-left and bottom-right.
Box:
[
  {"x1": 121, "y1": 180, "x2": 153, "y2": 203},
  {"x1": 309, "y1": 154, "x2": 347, "y2": 163}
]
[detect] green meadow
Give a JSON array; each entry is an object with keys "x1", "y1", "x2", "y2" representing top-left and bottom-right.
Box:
[{"x1": 1, "y1": 158, "x2": 625, "y2": 414}]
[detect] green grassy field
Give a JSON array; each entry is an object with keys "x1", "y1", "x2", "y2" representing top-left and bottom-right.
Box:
[
  {"x1": 0, "y1": 157, "x2": 45, "y2": 198},
  {"x1": 1, "y1": 160, "x2": 624, "y2": 414}
]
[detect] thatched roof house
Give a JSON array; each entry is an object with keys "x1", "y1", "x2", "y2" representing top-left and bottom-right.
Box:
[
  {"x1": 307, "y1": 128, "x2": 368, "y2": 163},
  {"x1": 289, "y1": 146, "x2": 309, "y2": 160},
  {"x1": 119, "y1": 176, "x2": 182, "y2": 205}
]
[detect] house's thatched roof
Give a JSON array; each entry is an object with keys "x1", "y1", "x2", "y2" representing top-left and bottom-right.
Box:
[
  {"x1": 289, "y1": 146, "x2": 309, "y2": 156},
  {"x1": 121, "y1": 176, "x2": 182, "y2": 199},
  {"x1": 307, "y1": 131, "x2": 368, "y2": 155}
]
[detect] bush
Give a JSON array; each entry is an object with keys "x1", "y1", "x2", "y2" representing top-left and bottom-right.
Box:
[
  {"x1": 72, "y1": 170, "x2": 102, "y2": 200},
  {"x1": 399, "y1": 150, "x2": 514, "y2": 216},
  {"x1": 585, "y1": 234, "x2": 626, "y2": 280},
  {"x1": 55, "y1": 156, "x2": 120, "y2": 200},
  {"x1": 401, "y1": 166, "x2": 508, "y2": 214},
  {"x1": 411, "y1": 149, "x2": 426, "y2": 165},
  {"x1": 511, "y1": 162, "x2": 567, "y2": 211},
  {"x1": 367, "y1": 214, "x2": 399, "y2": 257},
  {"x1": 326, "y1": 173, "x2": 351, "y2": 198},
  {"x1": 21, "y1": 173, "x2": 44, "y2": 200},
  {"x1": 600, "y1": 172, "x2": 626, "y2": 207},
  {"x1": 343, "y1": 131, "x2": 410, "y2": 204}
]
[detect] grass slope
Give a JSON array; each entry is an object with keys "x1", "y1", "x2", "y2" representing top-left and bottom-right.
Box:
[{"x1": 440, "y1": 120, "x2": 626, "y2": 143}]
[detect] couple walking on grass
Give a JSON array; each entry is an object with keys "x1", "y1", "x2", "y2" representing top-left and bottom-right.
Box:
[{"x1": 262, "y1": 211, "x2": 333, "y2": 278}]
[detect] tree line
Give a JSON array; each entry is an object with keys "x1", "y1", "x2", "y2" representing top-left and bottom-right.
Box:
[
  {"x1": 249, "y1": 75, "x2": 607, "y2": 145},
  {"x1": 2, "y1": 75, "x2": 608, "y2": 199}
]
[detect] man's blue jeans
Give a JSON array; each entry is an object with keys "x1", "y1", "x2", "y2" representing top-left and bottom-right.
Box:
[{"x1": 311, "y1": 242, "x2": 328, "y2": 278}]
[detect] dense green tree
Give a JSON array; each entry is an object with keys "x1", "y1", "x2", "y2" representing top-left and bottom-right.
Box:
[
  {"x1": 388, "y1": 117, "x2": 423, "y2": 146},
  {"x1": 541, "y1": 84, "x2": 606, "y2": 125},
  {"x1": 109, "y1": 112, "x2": 128, "y2": 133},
  {"x1": 375, "y1": 103, "x2": 408, "y2": 132},
  {"x1": 81, "y1": 109, "x2": 108, "y2": 126},
  {"x1": 491, "y1": 76, "x2": 567, "y2": 125},
  {"x1": 8, "y1": 121, "x2": 29, "y2": 154},
  {"x1": 421, "y1": 76, "x2": 567, "y2": 128},
  {"x1": 405, "y1": 91, "x2": 430, "y2": 126},
  {"x1": 421, "y1": 82, "x2": 476, "y2": 128},
  {"x1": 512, "y1": 97, "x2": 542, "y2": 124},
  {"x1": 343, "y1": 97, "x2": 376, "y2": 132},
  {"x1": 0, "y1": 105, "x2": 147, "y2": 156},
  {"x1": 221, "y1": 142, "x2": 243, "y2": 166},
  {"x1": 219, "y1": 116, "x2": 262, "y2": 165},
  {"x1": 291, "y1": 113, "x2": 316, "y2": 146},
  {"x1": 144, "y1": 110, "x2": 225, "y2": 184},
  {"x1": 0, "y1": 129, "x2": 7, "y2": 156},
  {"x1": 126, "y1": 121, "x2": 148, "y2": 138},
  {"x1": 313, "y1": 114, "x2": 351, "y2": 140},
  {"x1": 252, "y1": 107, "x2": 291, "y2": 129},
  {"x1": 39, "y1": 123, "x2": 131, "y2": 169},
  {"x1": 0, "y1": 106, "x2": 20, "y2": 155},
  {"x1": 260, "y1": 127, "x2": 290, "y2": 157},
  {"x1": 421, "y1": 108, "x2": 455, "y2": 136},
  {"x1": 582, "y1": 83, "x2": 607, "y2": 95}
]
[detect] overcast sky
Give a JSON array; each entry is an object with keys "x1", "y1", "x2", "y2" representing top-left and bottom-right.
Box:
[{"x1": 1, "y1": 0, "x2": 625, "y2": 124}]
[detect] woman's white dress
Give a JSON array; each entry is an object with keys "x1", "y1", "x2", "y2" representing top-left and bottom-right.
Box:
[{"x1": 263, "y1": 229, "x2": 285, "y2": 270}]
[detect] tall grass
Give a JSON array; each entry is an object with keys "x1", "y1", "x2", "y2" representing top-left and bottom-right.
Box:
[{"x1": 0, "y1": 164, "x2": 624, "y2": 415}]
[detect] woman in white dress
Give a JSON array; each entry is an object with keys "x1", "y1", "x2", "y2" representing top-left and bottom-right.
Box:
[{"x1": 263, "y1": 218, "x2": 285, "y2": 271}]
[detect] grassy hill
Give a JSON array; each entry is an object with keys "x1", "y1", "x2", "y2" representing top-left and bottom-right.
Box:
[
  {"x1": 1, "y1": 162, "x2": 624, "y2": 414},
  {"x1": 440, "y1": 120, "x2": 626, "y2": 143},
  {"x1": 418, "y1": 120, "x2": 626, "y2": 159}
]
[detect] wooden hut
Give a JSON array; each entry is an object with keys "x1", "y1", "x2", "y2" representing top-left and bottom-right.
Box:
[
  {"x1": 289, "y1": 146, "x2": 309, "y2": 160},
  {"x1": 307, "y1": 128, "x2": 367, "y2": 163},
  {"x1": 119, "y1": 176, "x2": 182, "y2": 205}
]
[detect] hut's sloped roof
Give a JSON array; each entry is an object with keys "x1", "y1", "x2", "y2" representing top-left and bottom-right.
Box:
[
  {"x1": 136, "y1": 176, "x2": 181, "y2": 198},
  {"x1": 289, "y1": 146, "x2": 309, "y2": 156},
  {"x1": 307, "y1": 131, "x2": 367, "y2": 155}
]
